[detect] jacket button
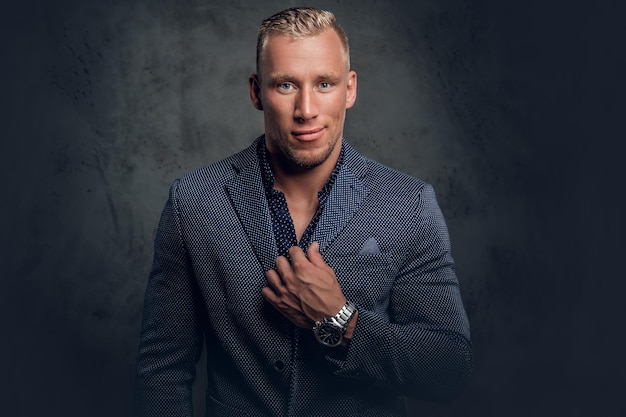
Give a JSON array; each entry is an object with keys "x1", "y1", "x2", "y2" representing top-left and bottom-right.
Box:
[{"x1": 273, "y1": 360, "x2": 285, "y2": 372}]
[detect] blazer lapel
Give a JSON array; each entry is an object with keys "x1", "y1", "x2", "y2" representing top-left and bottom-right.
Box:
[
  {"x1": 225, "y1": 142, "x2": 278, "y2": 273},
  {"x1": 311, "y1": 142, "x2": 370, "y2": 254},
  {"x1": 225, "y1": 139, "x2": 369, "y2": 265}
]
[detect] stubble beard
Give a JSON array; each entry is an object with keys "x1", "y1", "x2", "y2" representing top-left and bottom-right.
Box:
[{"x1": 279, "y1": 136, "x2": 338, "y2": 170}]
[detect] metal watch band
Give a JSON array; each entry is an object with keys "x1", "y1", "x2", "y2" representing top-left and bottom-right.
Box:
[{"x1": 333, "y1": 300, "x2": 357, "y2": 330}]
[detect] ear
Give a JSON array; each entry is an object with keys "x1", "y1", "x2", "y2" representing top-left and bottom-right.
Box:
[
  {"x1": 345, "y1": 70, "x2": 357, "y2": 109},
  {"x1": 249, "y1": 73, "x2": 263, "y2": 111}
]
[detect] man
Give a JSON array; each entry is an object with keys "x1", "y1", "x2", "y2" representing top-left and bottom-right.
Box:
[{"x1": 135, "y1": 7, "x2": 472, "y2": 417}]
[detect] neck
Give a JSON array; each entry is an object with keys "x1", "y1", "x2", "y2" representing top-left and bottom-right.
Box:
[{"x1": 269, "y1": 143, "x2": 341, "y2": 200}]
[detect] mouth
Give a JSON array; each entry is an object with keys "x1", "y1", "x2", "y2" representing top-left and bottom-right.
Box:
[{"x1": 292, "y1": 127, "x2": 325, "y2": 142}]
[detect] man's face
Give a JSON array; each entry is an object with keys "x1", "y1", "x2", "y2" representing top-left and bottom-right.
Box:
[{"x1": 249, "y1": 29, "x2": 357, "y2": 170}]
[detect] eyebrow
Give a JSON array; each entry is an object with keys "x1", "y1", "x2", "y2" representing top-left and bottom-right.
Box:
[
  {"x1": 268, "y1": 73, "x2": 295, "y2": 83},
  {"x1": 267, "y1": 72, "x2": 343, "y2": 84}
]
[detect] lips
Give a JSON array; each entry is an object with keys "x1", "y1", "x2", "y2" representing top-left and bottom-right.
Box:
[{"x1": 292, "y1": 127, "x2": 324, "y2": 142}]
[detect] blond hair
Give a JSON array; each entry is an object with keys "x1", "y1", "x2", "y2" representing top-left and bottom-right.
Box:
[{"x1": 256, "y1": 7, "x2": 350, "y2": 73}]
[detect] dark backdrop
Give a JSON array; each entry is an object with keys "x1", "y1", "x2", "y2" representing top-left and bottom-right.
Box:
[{"x1": 2, "y1": 0, "x2": 624, "y2": 416}]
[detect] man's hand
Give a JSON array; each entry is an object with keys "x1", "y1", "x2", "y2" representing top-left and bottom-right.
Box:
[{"x1": 261, "y1": 242, "x2": 347, "y2": 329}]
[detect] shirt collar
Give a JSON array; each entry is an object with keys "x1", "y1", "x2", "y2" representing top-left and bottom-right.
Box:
[{"x1": 257, "y1": 137, "x2": 345, "y2": 197}]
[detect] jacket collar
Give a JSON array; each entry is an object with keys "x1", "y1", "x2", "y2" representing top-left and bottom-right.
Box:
[{"x1": 225, "y1": 136, "x2": 370, "y2": 271}]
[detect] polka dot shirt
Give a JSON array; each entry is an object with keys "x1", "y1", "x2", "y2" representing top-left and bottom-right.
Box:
[{"x1": 257, "y1": 140, "x2": 345, "y2": 257}]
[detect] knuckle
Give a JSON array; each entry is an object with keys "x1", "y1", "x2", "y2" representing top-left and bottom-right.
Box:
[{"x1": 291, "y1": 258, "x2": 307, "y2": 270}]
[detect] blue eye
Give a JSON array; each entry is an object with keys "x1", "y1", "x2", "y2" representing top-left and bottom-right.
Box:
[
  {"x1": 319, "y1": 82, "x2": 331, "y2": 89},
  {"x1": 278, "y1": 83, "x2": 293, "y2": 90}
]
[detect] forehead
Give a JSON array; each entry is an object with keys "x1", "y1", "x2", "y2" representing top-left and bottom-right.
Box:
[{"x1": 259, "y1": 29, "x2": 348, "y2": 76}]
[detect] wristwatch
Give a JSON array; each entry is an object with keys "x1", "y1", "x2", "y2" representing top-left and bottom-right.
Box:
[{"x1": 313, "y1": 301, "x2": 357, "y2": 347}]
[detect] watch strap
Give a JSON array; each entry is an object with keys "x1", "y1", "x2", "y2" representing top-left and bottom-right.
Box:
[{"x1": 332, "y1": 300, "x2": 357, "y2": 331}]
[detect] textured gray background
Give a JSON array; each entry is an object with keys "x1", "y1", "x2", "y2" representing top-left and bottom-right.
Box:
[{"x1": 2, "y1": 0, "x2": 625, "y2": 416}]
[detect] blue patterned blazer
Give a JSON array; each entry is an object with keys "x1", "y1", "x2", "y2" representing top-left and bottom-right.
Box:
[{"x1": 135, "y1": 137, "x2": 472, "y2": 417}]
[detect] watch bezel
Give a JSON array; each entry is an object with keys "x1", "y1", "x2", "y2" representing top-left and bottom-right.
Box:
[{"x1": 313, "y1": 319, "x2": 344, "y2": 347}]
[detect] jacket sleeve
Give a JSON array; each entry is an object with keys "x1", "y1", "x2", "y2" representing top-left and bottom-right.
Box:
[
  {"x1": 330, "y1": 184, "x2": 472, "y2": 402},
  {"x1": 134, "y1": 180, "x2": 205, "y2": 416}
]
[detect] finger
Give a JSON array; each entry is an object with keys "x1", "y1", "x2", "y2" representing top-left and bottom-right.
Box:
[
  {"x1": 287, "y1": 246, "x2": 307, "y2": 265},
  {"x1": 286, "y1": 246, "x2": 313, "y2": 277},
  {"x1": 306, "y1": 241, "x2": 326, "y2": 267},
  {"x1": 261, "y1": 283, "x2": 296, "y2": 310},
  {"x1": 261, "y1": 285, "x2": 304, "y2": 315},
  {"x1": 274, "y1": 255, "x2": 295, "y2": 281},
  {"x1": 265, "y1": 269, "x2": 285, "y2": 292},
  {"x1": 261, "y1": 286, "x2": 279, "y2": 304}
]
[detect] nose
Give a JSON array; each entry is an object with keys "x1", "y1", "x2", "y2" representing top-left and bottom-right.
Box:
[{"x1": 294, "y1": 87, "x2": 319, "y2": 121}]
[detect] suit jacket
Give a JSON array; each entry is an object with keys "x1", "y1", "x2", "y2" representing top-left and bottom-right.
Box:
[{"x1": 135, "y1": 137, "x2": 472, "y2": 417}]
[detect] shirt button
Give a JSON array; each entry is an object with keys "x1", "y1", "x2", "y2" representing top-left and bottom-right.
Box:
[{"x1": 273, "y1": 360, "x2": 286, "y2": 372}]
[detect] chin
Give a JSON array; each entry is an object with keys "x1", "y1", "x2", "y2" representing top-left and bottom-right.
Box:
[
  {"x1": 287, "y1": 152, "x2": 326, "y2": 169},
  {"x1": 284, "y1": 145, "x2": 334, "y2": 169}
]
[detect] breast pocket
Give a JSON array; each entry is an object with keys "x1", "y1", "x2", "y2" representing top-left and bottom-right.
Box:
[{"x1": 328, "y1": 252, "x2": 395, "y2": 311}]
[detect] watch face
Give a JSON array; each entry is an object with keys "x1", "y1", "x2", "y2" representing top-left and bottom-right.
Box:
[{"x1": 314, "y1": 323, "x2": 343, "y2": 347}]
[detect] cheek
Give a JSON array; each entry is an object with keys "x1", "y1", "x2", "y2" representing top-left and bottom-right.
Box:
[
  {"x1": 264, "y1": 99, "x2": 293, "y2": 121},
  {"x1": 326, "y1": 95, "x2": 348, "y2": 115}
]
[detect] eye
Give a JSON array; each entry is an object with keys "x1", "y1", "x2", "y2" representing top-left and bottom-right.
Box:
[
  {"x1": 319, "y1": 82, "x2": 331, "y2": 89},
  {"x1": 278, "y1": 83, "x2": 293, "y2": 91}
]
